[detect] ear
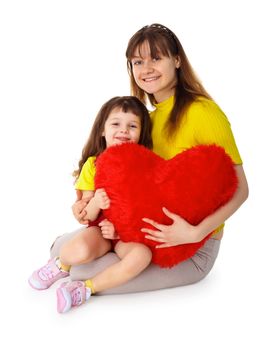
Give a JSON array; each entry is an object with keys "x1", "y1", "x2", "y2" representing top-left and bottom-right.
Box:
[{"x1": 175, "y1": 56, "x2": 181, "y2": 69}]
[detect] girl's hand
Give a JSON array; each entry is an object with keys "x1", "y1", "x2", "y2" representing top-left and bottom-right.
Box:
[
  {"x1": 98, "y1": 219, "x2": 120, "y2": 240},
  {"x1": 141, "y1": 207, "x2": 200, "y2": 248},
  {"x1": 72, "y1": 191, "x2": 92, "y2": 225},
  {"x1": 93, "y1": 189, "x2": 110, "y2": 210}
]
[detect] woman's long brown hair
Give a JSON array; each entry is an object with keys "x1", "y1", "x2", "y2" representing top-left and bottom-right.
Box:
[
  {"x1": 73, "y1": 96, "x2": 153, "y2": 180},
  {"x1": 126, "y1": 23, "x2": 212, "y2": 137}
]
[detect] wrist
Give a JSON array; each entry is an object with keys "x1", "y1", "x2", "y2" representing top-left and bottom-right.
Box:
[
  {"x1": 191, "y1": 225, "x2": 206, "y2": 243},
  {"x1": 90, "y1": 196, "x2": 100, "y2": 211}
]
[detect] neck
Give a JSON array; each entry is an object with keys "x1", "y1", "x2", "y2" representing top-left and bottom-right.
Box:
[{"x1": 153, "y1": 87, "x2": 176, "y2": 104}]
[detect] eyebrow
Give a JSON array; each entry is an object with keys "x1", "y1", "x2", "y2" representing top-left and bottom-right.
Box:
[{"x1": 108, "y1": 116, "x2": 141, "y2": 124}]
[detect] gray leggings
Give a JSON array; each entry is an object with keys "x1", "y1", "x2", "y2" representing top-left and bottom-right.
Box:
[{"x1": 50, "y1": 227, "x2": 221, "y2": 295}]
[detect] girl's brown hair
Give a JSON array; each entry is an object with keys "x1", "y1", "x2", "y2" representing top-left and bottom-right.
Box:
[
  {"x1": 126, "y1": 23, "x2": 212, "y2": 136},
  {"x1": 73, "y1": 96, "x2": 153, "y2": 179}
]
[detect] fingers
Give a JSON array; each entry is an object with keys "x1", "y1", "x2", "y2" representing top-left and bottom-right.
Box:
[
  {"x1": 100, "y1": 197, "x2": 110, "y2": 209},
  {"x1": 72, "y1": 199, "x2": 89, "y2": 213},
  {"x1": 98, "y1": 220, "x2": 111, "y2": 229},
  {"x1": 79, "y1": 219, "x2": 89, "y2": 225},
  {"x1": 72, "y1": 199, "x2": 90, "y2": 223},
  {"x1": 141, "y1": 225, "x2": 167, "y2": 243},
  {"x1": 96, "y1": 188, "x2": 109, "y2": 199},
  {"x1": 75, "y1": 189, "x2": 83, "y2": 201},
  {"x1": 98, "y1": 219, "x2": 118, "y2": 239},
  {"x1": 162, "y1": 207, "x2": 179, "y2": 221},
  {"x1": 144, "y1": 234, "x2": 166, "y2": 243},
  {"x1": 155, "y1": 242, "x2": 179, "y2": 248},
  {"x1": 141, "y1": 217, "x2": 169, "y2": 244},
  {"x1": 95, "y1": 189, "x2": 110, "y2": 209},
  {"x1": 142, "y1": 217, "x2": 166, "y2": 231},
  {"x1": 76, "y1": 210, "x2": 89, "y2": 225}
]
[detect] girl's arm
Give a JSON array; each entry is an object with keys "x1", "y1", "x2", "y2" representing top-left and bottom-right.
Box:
[
  {"x1": 84, "y1": 188, "x2": 110, "y2": 222},
  {"x1": 141, "y1": 165, "x2": 249, "y2": 247}
]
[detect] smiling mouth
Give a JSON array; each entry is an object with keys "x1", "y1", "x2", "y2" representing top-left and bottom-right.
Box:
[
  {"x1": 115, "y1": 137, "x2": 130, "y2": 142},
  {"x1": 143, "y1": 76, "x2": 160, "y2": 82}
]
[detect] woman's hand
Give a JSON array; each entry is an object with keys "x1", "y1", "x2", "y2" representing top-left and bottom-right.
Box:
[
  {"x1": 98, "y1": 219, "x2": 120, "y2": 240},
  {"x1": 141, "y1": 207, "x2": 201, "y2": 248},
  {"x1": 72, "y1": 190, "x2": 92, "y2": 225}
]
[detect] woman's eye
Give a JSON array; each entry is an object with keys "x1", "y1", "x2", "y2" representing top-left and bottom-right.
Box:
[{"x1": 132, "y1": 60, "x2": 142, "y2": 66}]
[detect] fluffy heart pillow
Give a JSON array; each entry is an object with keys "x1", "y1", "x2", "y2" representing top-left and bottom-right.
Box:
[{"x1": 95, "y1": 143, "x2": 237, "y2": 268}]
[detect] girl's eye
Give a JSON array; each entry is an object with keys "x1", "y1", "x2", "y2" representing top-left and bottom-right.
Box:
[
  {"x1": 152, "y1": 56, "x2": 161, "y2": 61},
  {"x1": 130, "y1": 125, "x2": 137, "y2": 128},
  {"x1": 111, "y1": 123, "x2": 119, "y2": 126}
]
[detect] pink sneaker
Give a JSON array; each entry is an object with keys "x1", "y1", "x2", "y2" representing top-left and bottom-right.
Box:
[
  {"x1": 56, "y1": 281, "x2": 91, "y2": 313},
  {"x1": 28, "y1": 258, "x2": 69, "y2": 290}
]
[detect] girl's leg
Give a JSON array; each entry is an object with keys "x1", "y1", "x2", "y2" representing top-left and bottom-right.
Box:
[
  {"x1": 56, "y1": 241, "x2": 152, "y2": 313},
  {"x1": 50, "y1": 231, "x2": 221, "y2": 294},
  {"x1": 90, "y1": 241, "x2": 152, "y2": 293},
  {"x1": 59, "y1": 226, "x2": 112, "y2": 266},
  {"x1": 50, "y1": 227, "x2": 86, "y2": 257},
  {"x1": 70, "y1": 237, "x2": 221, "y2": 294},
  {"x1": 29, "y1": 227, "x2": 111, "y2": 290}
]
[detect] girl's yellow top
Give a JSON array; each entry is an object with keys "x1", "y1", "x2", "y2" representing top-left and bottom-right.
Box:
[{"x1": 75, "y1": 156, "x2": 96, "y2": 191}]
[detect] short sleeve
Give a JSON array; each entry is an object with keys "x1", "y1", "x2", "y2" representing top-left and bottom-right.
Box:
[
  {"x1": 75, "y1": 157, "x2": 96, "y2": 190},
  {"x1": 190, "y1": 99, "x2": 243, "y2": 164}
]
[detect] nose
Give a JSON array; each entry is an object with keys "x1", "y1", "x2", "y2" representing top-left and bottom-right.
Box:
[
  {"x1": 120, "y1": 126, "x2": 129, "y2": 133},
  {"x1": 142, "y1": 60, "x2": 155, "y2": 74}
]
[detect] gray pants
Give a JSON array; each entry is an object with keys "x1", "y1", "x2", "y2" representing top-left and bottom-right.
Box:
[{"x1": 50, "y1": 227, "x2": 221, "y2": 295}]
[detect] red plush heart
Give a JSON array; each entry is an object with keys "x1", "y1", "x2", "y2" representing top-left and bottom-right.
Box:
[{"x1": 95, "y1": 143, "x2": 237, "y2": 268}]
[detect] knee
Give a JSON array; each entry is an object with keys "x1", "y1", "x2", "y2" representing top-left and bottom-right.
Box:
[
  {"x1": 123, "y1": 244, "x2": 152, "y2": 275},
  {"x1": 138, "y1": 245, "x2": 153, "y2": 265},
  {"x1": 60, "y1": 238, "x2": 94, "y2": 265}
]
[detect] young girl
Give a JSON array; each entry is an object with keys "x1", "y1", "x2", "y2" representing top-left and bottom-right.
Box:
[
  {"x1": 29, "y1": 96, "x2": 153, "y2": 313},
  {"x1": 51, "y1": 24, "x2": 248, "y2": 295}
]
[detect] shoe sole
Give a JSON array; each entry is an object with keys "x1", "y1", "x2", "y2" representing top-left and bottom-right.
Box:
[
  {"x1": 28, "y1": 277, "x2": 47, "y2": 290},
  {"x1": 56, "y1": 287, "x2": 71, "y2": 313}
]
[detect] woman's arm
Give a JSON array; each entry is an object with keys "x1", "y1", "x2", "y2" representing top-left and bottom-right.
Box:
[
  {"x1": 71, "y1": 190, "x2": 93, "y2": 225},
  {"x1": 192, "y1": 165, "x2": 248, "y2": 241},
  {"x1": 141, "y1": 165, "x2": 249, "y2": 248}
]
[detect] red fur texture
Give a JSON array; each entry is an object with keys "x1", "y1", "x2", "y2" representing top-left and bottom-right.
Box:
[{"x1": 95, "y1": 143, "x2": 238, "y2": 268}]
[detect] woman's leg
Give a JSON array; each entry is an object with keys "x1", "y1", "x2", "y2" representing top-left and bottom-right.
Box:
[
  {"x1": 93, "y1": 238, "x2": 221, "y2": 294},
  {"x1": 50, "y1": 231, "x2": 221, "y2": 294}
]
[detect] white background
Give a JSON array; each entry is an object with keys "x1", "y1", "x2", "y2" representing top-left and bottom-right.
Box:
[{"x1": 0, "y1": 0, "x2": 271, "y2": 349}]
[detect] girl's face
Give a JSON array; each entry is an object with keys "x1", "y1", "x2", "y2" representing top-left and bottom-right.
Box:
[
  {"x1": 131, "y1": 41, "x2": 180, "y2": 103},
  {"x1": 102, "y1": 108, "x2": 142, "y2": 148}
]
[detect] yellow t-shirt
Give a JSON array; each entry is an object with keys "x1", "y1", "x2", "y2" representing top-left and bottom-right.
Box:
[
  {"x1": 75, "y1": 156, "x2": 97, "y2": 191},
  {"x1": 150, "y1": 96, "x2": 242, "y2": 164},
  {"x1": 76, "y1": 97, "x2": 241, "y2": 234},
  {"x1": 150, "y1": 96, "x2": 242, "y2": 234}
]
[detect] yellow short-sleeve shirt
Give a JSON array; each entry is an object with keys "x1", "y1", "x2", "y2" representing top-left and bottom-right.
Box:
[
  {"x1": 75, "y1": 156, "x2": 97, "y2": 191},
  {"x1": 150, "y1": 96, "x2": 242, "y2": 164},
  {"x1": 150, "y1": 96, "x2": 242, "y2": 234}
]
